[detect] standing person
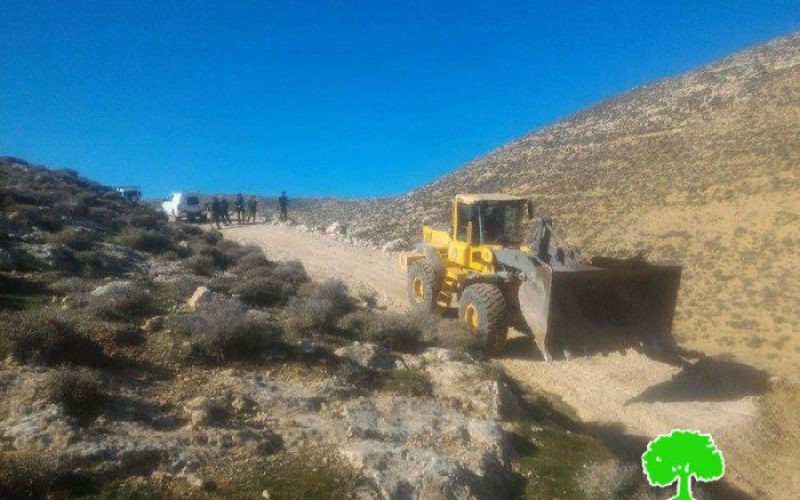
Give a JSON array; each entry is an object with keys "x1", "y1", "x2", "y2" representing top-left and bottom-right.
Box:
[
  {"x1": 210, "y1": 197, "x2": 223, "y2": 229},
  {"x1": 247, "y1": 196, "x2": 258, "y2": 223},
  {"x1": 278, "y1": 191, "x2": 288, "y2": 222},
  {"x1": 234, "y1": 193, "x2": 245, "y2": 224},
  {"x1": 220, "y1": 198, "x2": 232, "y2": 225}
]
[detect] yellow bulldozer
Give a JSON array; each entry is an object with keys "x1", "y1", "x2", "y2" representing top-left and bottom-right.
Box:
[{"x1": 399, "y1": 194, "x2": 682, "y2": 360}]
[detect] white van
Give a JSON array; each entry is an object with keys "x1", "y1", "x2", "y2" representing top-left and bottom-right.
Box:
[{"x1": 162, "y1": 192, "x2": 206, "y2": 221}]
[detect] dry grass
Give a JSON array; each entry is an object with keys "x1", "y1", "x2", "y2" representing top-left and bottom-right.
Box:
[
  {"x1": 231, "y1": 277, "x2": 294, "y2": 307},
  {"x1": 431, "y1": 319, "x2": 484, "y2": 353},
  {"x1": 341, "y1": 310, "x2": 430, "y2": 352},
  {"x1": 171, "y1": 301, "x2": 281, "y2": 364},
  {"x1": 46, "y1": 366, "x2": 108, "y2": 419},
  {"x1": 115, "y1": 227, "x2": 174, "y2": 254},
  {"x1": 0, "y1": 310, "x2": 106, "y2": 367},
  {"x1": 283, "y1": 280, "x2": 356, "y2": 338},
  {"x1": 0, "y1": 451, "x2": 64, "y2": 499},
  {"x1": 87, "y1": 282, "x2": 155, "y2": 322}
]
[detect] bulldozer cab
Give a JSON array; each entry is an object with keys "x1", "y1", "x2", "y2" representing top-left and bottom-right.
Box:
[{"x1": 452, "y1": 194, "x2": 533, "y2": 247}]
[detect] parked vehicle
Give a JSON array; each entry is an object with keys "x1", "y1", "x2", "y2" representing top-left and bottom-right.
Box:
[
  {"x1": 162, "y1": 192, "x2": 206, "y2": 221},
  {"x1": 115, "y1": 186, "x2": 142, "y2": 203}
]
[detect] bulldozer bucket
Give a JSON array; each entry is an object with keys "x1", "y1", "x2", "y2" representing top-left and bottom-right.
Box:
[{"x1": 517, "y1": 258, "x2": 682, "y2": 361}]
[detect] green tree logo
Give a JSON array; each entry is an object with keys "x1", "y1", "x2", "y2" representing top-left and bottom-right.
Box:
[{"x1": 642, "y1": 429, "x2": 725, "y2": 500}]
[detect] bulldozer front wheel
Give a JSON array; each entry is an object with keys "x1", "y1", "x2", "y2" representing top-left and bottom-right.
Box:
[
  {"x1": 459, "y1": 284, "x2": 508, "y2": 354},
  {"x1": 407, "y1": 260, "x2": 440, "y2": 312}
]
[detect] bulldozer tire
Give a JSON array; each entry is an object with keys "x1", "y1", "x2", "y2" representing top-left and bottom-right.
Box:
[
  {"x1": 459, "y1": 284, "x2": 508, "y2": 354},
  {"x1": 407, "y1": 260, "x2": 440, "y2": 312}
]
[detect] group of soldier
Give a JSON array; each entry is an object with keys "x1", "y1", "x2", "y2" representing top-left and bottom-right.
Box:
[{"x1": 208, "y1": 192, "x2": 288, "y2": 229}]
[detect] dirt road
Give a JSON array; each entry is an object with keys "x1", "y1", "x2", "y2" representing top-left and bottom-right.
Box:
[{"x1": 223, "y1": 223, "x2": 794, "y2": 499}]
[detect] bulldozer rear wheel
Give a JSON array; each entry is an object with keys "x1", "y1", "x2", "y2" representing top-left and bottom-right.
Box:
[
  {"x1": 459, "y1": 284, "x2": 508, "y2": 354},
  {"x1": 407, "y1": 260, "x2": 440, "y2": 312}
]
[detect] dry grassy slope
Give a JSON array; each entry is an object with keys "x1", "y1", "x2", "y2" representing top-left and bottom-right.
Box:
[{"x1": 303, "y1": 34, "x2": 800, "y2": 378}]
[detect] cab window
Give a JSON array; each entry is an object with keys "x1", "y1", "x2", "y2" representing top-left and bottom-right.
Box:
[
  {"x1": 456, "y1": 203, "x2": 474, "y2": 243},
  {"x1": 478, "y1": 202, "x2": 524, "y2": 245}
]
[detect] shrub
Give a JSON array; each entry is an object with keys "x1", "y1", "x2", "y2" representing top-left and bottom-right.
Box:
[
  {"x1": 122, "y1": 211, "x2": 166, "y2": 230},
  {"x1": 0, "y1": 451, "x2": 62, "y2": 498},
  {"x1": 176, "y1": 222, "x2": 204, "y2": 237},
  {"x1": 216, "y1": 240, "x2": 251, "y2": 268},
  {"x1": 230, "y1": 247, "x2": 270, "y2": 273},
  {"x1": 184, "y1": 254, "x2": 216, "y2": 276},
  {"x1": 46, "y1": 367, "x2": 108, "y2": 419},
  {"x1": 15, "y1": 205, "x2": 63, "y2": 232},
  {"x1": 1, "y1": 311, "x2": 106, "y2": 367},
  {"x1": 379, "y1": 370, "x2": 433, "y2": 397},
  {"x1": 49, "y1": 276, "x2": 93, "y2": 295},
  {"x1": 232, "y1": 277, "x2": 294, "y2": 307},
  {"x1": 576, "y1": 459, "x2": 640, "y2": 500},
  {"x1": 75, "y1": 249, "x2": 133, "y2": 277},
  {"x1": 283, "y1": 280, "x2": 356, "y2": 338},
  {"x1": 171, "y1": 301, "x2": 280, "y2": 364},
  {"x1": 48, "y1": 227, "x2": 95, "y2": 251},
  {"x1": 271, "y1": 260, "x2": 309, "y2": 287},
  {"x1": 432, "y1": 319, "x2": 484, "y2": 353},
  {"x1": 115, "y1": 227, "x2": 173, "y2": 254},
  {"x1": 340, "y1": 310, "x2": 429, "y2": 352},
  {"x1": 87, "y1": 282, "x2": 154, "y2": 321},
  {"x1": 201, "y1": 230, "x2": 223, "y2": 245}
]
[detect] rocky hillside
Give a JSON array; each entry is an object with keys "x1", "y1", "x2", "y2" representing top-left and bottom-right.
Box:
[
  {"x1": 292, "y1": 33, "x2": 800, "y2": 378},
  {"x1": 2, "y1": 157, "x2": 677, "y2": 499}
]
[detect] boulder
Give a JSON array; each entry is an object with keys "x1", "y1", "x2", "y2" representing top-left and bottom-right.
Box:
[
  {"x1": 381, "y1": 239, "x2": 409, "y2": 253},
  {"x1": 91, "y1": 280, "x2": 135, "y2": 297},
  {"x1": 142, "y1": 315, "x2": 166, "y2": 332},
  {"x1": 183, "y1": 286, "x2": 231, "y2": 312},
  {"x1": 325, "y1": 222, "x2": 347, "y2": 236},
  {"x1": 335, "y1": 342, "x2": 396, "y2": 370},
  {"x1": 425, "y1": 360, "x2": 522, "y2": 420},
  {"x1": 183, "y1": 396, "x2": 230, "y2": 426}
]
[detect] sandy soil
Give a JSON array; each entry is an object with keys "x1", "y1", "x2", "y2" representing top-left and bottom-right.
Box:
[{"x1": 222, "y1": 223, "x2": 797, "y2": 499}]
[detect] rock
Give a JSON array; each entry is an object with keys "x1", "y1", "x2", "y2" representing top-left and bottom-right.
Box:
[
  {"x1": 334, "y1": 342, "x2": 396, "y2": 370},
  {"x1": 183, "y1": 396, "x2": 230, "y2": 426},
  {"x1": 425, "y1": 360, "x2": 522, "y2": 420},
  {"x1": 185, "y1": 474, "x2": 206, "y2": 489},
  {"x1": 91, "y1": 280, "x2": 134, "y2": 297},
  {"x1": 182, "y1": 286, "x2": 232, "y2": 312},
  {"x1": 232, "y1": 395, "x2": 256, "y2": 414},
  {"x1": 381, "y1": 239, "x2": 409, "y2": 253},
  {"x1": 142, "y1": 316, "x2": 165, "y2": 332},
  {"x1": 325, "y1": 221, "x2": 347, "y2": 236},
  {"x1": 340, "y1": 441, "x2": 474, "y2": 499}
]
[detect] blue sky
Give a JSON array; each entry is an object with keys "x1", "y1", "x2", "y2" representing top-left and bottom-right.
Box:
[{"x1": 1, "y1": 1, "x2": 798, "y2": 199}]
